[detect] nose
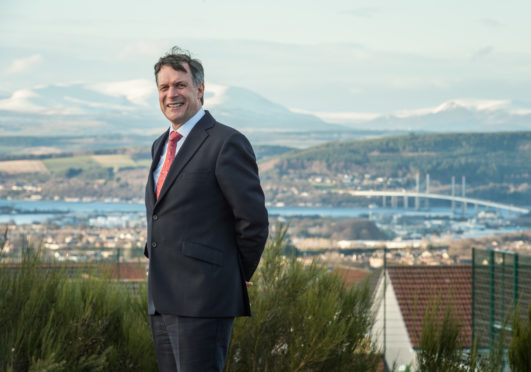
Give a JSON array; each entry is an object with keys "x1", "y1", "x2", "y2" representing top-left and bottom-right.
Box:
[{"x1": 168, "y1": 85, "x2": 179, "y2": 98}]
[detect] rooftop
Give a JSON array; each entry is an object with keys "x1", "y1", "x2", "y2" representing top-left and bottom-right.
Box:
[{"x1": 388, "y1": 265, "x2": 472, "y2": 348}]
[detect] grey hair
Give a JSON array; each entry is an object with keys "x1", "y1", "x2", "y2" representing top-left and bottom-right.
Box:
[{"x1": 154, "y1": 46, "x2": 204, "y2": 103}]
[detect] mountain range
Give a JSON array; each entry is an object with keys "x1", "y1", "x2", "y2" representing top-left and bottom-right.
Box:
[
  {"x1": 330, "y1": 99, "x2": 531, "y2": 132},
  {"x1": 0, "y1": 81, "x2": 529, "y2": 137},
  {"x1": 0, "y1": 82, "x2": 337, "y2": 136}
]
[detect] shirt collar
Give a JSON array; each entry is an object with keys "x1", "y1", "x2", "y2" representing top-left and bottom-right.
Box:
[{"x1": 169, "y1": 107, "x2": 205, "y2": 138}]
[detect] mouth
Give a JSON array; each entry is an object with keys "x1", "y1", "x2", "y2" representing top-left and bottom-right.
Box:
[{"x1": 168, "y1": 103, "x2": 184, "y2": 108}]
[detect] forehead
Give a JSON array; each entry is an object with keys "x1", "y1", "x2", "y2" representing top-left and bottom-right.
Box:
[{"x1": 157, "y1": 64, "x2": 192, "y2": 84}]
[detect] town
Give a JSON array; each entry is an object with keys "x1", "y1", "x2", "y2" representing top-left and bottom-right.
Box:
[{"x1": 2, "y1": 202, "x2": 530, "y2": 268}]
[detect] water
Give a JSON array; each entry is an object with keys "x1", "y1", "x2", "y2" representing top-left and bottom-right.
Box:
[
  {"x1": 268, "y1": 206, "x2": 456, "y2": 218},
  {"x1": 0, "y1": 199, "x2": 144, "y2": 224},
  {"x1": 0, "y1": 199, "x2": 525, "y2": 223},
  {"x1": 1, "y1": 199, "x2": 528, "y2": 241}
]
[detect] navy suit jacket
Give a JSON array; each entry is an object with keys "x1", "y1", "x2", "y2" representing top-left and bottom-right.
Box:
[{"x1": 144, "y1": 111, "x2": 268, "y2": 317}]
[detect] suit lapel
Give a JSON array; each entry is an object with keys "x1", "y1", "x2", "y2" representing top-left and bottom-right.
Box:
[
  {"x1": 155, "y1": 112, "x2": 215, "y2": 205},
  {"x1": 146, "y1": 131, "x2": 169, "y2": 209}
]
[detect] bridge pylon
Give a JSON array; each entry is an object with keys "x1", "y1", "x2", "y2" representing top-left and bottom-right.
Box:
[
  {"x1": 415, "y1": 173, "x2": 420, "y2": 211},
  {"x1": 451, "y1": 176, "x2": 456, "y2": 214},
  {"x1": 425, "y1": 174, "x2": 430, "y2": 211},
  {"x1": 462, "y1": 176, "x2": 467, "y2": 215}
]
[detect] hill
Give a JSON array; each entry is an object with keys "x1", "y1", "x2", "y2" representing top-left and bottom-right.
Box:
[
  {"x1": 0, "y1": 144, "x2": 295, "y2": 201},
  {"x1": 1, "y1": 132, "x2": 529, "y2": 206},
  {"x1": 262, "y1": 131, "x2": 531, "y2": 206}
]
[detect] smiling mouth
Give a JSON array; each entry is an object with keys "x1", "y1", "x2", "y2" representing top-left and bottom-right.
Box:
[{"x1": 168, "y1": 103, "x2": 184, "y2": 108}]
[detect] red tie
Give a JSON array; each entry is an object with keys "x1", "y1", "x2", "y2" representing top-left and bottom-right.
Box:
[{"x1": 156, "y1": 131, "x2": 182, "y2": 199}]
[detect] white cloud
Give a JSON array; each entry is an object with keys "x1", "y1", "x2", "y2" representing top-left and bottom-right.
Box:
[
  {"x1": 345, "y1": 7, "x2": 379, "y2": 19},
  {"x1": 114, "y1": 41, "x2": 163, "y2": 60},
  {"x1": 471, "y1": 46, "x2": 494, "y2": 61},
  {"x1": 479, "y1": 18, "x2": 503, "y2": 29},
  {"x1": 349, "y1": 87, "x2": 363, "y2": 95},
  {"x1": 64, "y1": 96, "x2": 137, "y2": 112},
  {"x1": 6, "y1": 54, "x2": 43, "y2": 74},
  {"x1": 389, "y1": 77, "x2": 454, "y2": 90},
  {"x1": 88, "y1": 79, "x2": 155, "y2": 105}
]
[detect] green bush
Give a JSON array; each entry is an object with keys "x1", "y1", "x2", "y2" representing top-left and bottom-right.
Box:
[
  {"x1": 225, "y1": 225, "x2": 380, "y2": 372},
  {"x1": 0, "y1": 249, "x2": 156, "y2": 371},
  {"x1": 416, "y1": 297, "x2": 467, "y2": 372},
  {"x1": 1, "y1": 226, "x2": 380, "y2": 371},
  {"x1": 415, "y1": 294, "x2": 531, "y2": 371},
  {"x1": 509, "y1": 303, "x2": 531, "y2": 372}
]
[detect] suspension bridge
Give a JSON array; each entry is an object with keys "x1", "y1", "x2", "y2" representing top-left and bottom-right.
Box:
[{"x1": 346, "y1": 175, "x2": 529, "y2": 215}]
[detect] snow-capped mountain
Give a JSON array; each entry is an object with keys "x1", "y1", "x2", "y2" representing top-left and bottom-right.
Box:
[
  {"x1": 316, "y1": 99, "x2": 531, "y2": 132},
  {"x1": 204, "y1": 84, "x2": 340, "y2": 132},
  {"x1": 0, "y1": 81, "x2": 340, "y2": 136},
  {"x1": 0, "y1": 82, "x2": 529, "y2": 137}
]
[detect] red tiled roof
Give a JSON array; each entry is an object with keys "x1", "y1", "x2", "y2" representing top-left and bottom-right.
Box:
[
  {"x1": 3, "y1": 262, "x2": 148, "y2": 281},
  {"x1": 102, "y1": 263, "x2": 148, "y2": 281},
  {"x1": 334, "y1": 267, "x2": 372, "y2": 287},
  {"x1": 388, "y1": 265, "x2": 472, "y2": 348}
]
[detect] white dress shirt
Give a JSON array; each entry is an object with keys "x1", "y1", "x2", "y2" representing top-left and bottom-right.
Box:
[{"x1": 153, "y1": 107, "x2": 205, "y2": 190}]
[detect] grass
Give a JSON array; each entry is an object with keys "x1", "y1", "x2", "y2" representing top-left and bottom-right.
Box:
[
  {"x1": 133, "y1": 159, "x2": 152, "y2": 168},
  {"x1": 42, "y1": 156, "x2": 101, "y2": 174},
  {"x1": 42, "y1": 154, "x2": 147, "y2": 175}
]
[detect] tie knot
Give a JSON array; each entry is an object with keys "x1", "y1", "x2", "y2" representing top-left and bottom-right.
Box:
[{"x1": 169, "y1": 131, "x2": 182, "y2": 143}]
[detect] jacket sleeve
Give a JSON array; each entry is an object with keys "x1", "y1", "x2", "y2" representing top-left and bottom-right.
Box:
[{"x1": 215, "y1": 132, "x2": 269, "y2": 281}]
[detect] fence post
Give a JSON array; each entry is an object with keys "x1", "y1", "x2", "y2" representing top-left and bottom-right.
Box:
[{"x1": 489, "y1": 250, "x2": 495, "y2": 347}]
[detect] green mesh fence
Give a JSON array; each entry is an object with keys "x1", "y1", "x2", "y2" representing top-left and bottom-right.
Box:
[{"x1": 472, "y1": 248, "x2": 531, "y2": 348}]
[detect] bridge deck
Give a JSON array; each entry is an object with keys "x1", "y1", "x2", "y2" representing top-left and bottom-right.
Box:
[{"x1": 347, "y1": 190, "x2": 529, "y2": 214}]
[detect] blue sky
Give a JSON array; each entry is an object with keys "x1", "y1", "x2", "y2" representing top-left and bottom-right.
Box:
[{"x1": 2, "y1": 0, "x2": 531, "y2": 118}]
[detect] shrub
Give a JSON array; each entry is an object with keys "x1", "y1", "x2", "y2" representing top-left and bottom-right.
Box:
[
  {"x1": 1, "y1": 226, "x2": 380, "y2": 371},
  {"x1": 509, "y1": 303, "x2": 531, "y2": 372},
  {"x1": 0, "y1": 249, "x2": 156, "y2": 371},
  {"x1": 416, "y1": 296, "x2": 466, "y2": 372},
  {"x1": 225, "y1": 225, "x2": 380, "y2": 372}
]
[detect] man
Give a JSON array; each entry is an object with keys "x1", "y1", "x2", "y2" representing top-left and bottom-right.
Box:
[{"x1": 144, "y1": 47, "x2": 269, "y2": 371}]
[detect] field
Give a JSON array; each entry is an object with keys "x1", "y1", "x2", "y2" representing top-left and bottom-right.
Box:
[
  {"x1": 91, "y1": 154, "x2": 137, "y2": 168},
  {"x1": 42, "y1": 156, "x2": 101, "y2": 173},
  {"x1": 0, "y1": 160, "x2": 49, "y2": 174}
]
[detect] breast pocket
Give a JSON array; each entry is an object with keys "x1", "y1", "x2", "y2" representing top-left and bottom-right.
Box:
[{"x1": 181, "y1": 169, "x2": 211, "y2": 178}]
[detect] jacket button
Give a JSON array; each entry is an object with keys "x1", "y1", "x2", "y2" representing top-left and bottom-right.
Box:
[
  {"x1": 153, "y1": 214, "x2": 158, "y2": 220},
  {"x1": 151, "y1": 242, "x2": 157, "y2": 248}
]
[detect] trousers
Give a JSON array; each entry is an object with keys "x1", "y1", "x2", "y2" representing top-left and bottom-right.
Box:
[{"x1": 150, "y1": 313, "x2": 234, "y2": 372}]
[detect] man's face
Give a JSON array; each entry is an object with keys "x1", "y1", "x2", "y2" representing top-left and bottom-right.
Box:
[{"x1": 157, "y1": 64, "x2": 204, "y2": 129}]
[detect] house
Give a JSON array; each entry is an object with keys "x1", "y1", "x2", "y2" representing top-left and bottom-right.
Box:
[{"x1": 372, "y1": 265, "x2": 472, "y2": 371}]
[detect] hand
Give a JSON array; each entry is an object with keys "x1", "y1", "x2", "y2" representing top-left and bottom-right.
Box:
[{"x1": 245, "y1": 281, "x2": 253, "y2": 287}]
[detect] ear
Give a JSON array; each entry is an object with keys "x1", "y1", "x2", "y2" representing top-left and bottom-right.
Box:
[{"x1": 197, "y1": 82, "x2": 205, "y2": 101}]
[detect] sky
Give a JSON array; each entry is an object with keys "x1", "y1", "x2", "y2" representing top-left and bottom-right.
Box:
[{"x1": 2, "y1": 0, "x2": 531, "y2": 119}]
